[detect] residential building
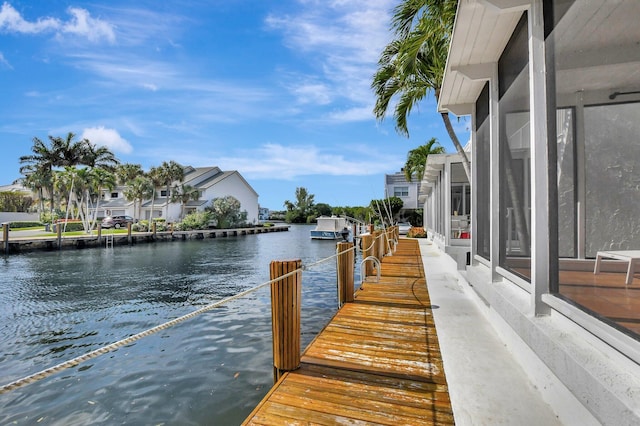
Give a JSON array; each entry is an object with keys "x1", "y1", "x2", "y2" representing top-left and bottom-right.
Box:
[
  {"x1": 384, "y1": 171, "x2": 421, "y2": 222},
  {"x1": 434, "y1": 1, "x2": 640, "y2": 424},
  {"x1": 419, "y1": 152, "x2": 471, "y2": 269},
  {"x1": 258, "y1": 207, "x2": 270, "y2": 221},
  {"x1": 99, "y1": 166, "x2": 259, "y2": 224}
]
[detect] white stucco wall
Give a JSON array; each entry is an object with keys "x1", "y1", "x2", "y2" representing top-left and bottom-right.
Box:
[{"x1": 200, "y1": 173, "x2": 259, "y2": 224}]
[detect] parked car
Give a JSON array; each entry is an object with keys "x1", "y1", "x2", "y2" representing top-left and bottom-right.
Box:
[
  {"x1": 397, "y1": 222, "x2": 412, "y2": 235},
  {"x1": 101, "y1": 215, "x2": 136, "y2": 229}
]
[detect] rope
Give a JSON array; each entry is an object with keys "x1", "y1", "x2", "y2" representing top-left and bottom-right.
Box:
[{"x1": 0, "y1": 237, "x2": 370, "y2": 395}]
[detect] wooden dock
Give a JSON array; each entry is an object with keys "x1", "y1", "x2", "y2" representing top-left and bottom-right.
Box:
[{"x1": 243, "y1": 238, "x2": 454, "y2": 425}]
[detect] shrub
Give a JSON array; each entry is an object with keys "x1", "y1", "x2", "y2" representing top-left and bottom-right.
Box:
[
  {"x1": 407, "y1": 226, "x2": 427, "y2": 238},
  {"x1": 53, "y1": 220, "x2": 86, "y2": 232},
  {"x1": 9, "y1": 221, "x2": 43, "y2": 229},
  {"x1": 177, "y1": 211, "x2": 213, "y2": 231}
]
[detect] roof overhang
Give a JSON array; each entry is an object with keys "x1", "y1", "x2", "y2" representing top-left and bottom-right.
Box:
[{"x1": 438, "y1": 0, "x2": 527, "y2": 115}]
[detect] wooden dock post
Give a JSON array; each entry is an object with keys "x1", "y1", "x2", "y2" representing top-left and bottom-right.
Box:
[
  {"x1": 337, "y1": 242, "x2": 354, "y2": 306},
  {"x1": 152, "y1": 221, "x2": 157, "y2": 238},
  {"x1": 270, "y1": 259, "x2": 302, "y2": 383},
  {"x1": 362, "y1": 233, "x2": 374, "y2": 277},
  {"x1": 2, "y1": 223, "x2": 8, "y2": 254},
  {"x1": 127, "y1": 222, "x2": 132, "y2": 245},
  {"x1": 57, "y1": 222, "x2": 62, "y2": 250}
]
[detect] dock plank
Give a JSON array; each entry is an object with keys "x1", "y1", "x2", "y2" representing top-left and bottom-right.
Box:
[{"x1": 243, "y1": 238, "x2": 452, "y2": 425}]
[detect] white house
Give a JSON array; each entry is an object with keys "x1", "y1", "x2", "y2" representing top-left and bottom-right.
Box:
[
  {"x1": 384, "y1": 171, "x2": 422, "y2": 222},
  {"x1": 99, "y1": 166, "x2": 259, "y2": 224},
  {"x1": 419, "y1": 152, "x2": 471, "y2": 269},
  {"x1": 434, "y1": 0, "x2": 640, "y2": 424}
]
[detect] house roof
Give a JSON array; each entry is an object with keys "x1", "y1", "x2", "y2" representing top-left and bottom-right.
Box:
[{"x1": 180, "y1": 166, "x2": 258, "y2": 198}]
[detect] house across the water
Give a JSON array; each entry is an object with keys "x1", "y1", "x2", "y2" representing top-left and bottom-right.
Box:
[{"x1": 98, "y1": 165, "x2": 259, "y2": 224}]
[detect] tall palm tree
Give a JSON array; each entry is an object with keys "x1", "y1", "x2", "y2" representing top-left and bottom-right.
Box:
[
  {"x1": 87, "y1": 168, "x2": 116, "y2": 230},
  {"x1": 158, "y1": 161, "x2": 185, "y2": 219},
  {"x1": 171, "y1": 183, "x2": 200, "y2": 219},
  {"x1": 124, "y1": 176, "x2": 154, "y2": 221},
  {"x1": 82, "y1": 142, "x2": 119, "y2": 171},
  {"x1": 372, "y1": 0, "x2": 471, "y2": 181},
  {"x1": 19, "y1": 137, "x2": 59, "y2": 214},
  {"x1": 404, "y1": 137, "x2": 445, "y2": 182},
  {"x1": 146, "y1": 166, "x2": 165, "y2": 230},
  {"x1": 19, "y1": 134, "x2": 120, "y2": 218},
  {"x1": 21, "y1": 164, "x2": 52, "y2": 215},
  {"x1": 49, "y1": 133, "x2": 91, "y2": 167},
  {"x1": 116, "y1": 163, "x2": 144, "y2": 186}
]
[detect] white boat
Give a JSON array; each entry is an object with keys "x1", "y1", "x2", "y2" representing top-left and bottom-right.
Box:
[{"x1": 310, "y1": 216, "x2": 350, "y2": 240}]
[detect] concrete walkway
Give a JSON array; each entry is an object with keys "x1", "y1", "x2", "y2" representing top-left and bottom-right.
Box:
[{"x1": 418, "y1": 239, "x2": 563, "y2": 425}]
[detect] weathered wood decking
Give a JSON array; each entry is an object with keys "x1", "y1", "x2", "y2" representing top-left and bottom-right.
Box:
[{"x1": 243, "y1": 238, "x2": 454, "y2": 425}]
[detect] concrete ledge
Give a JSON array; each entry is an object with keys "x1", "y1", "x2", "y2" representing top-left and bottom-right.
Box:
[
  {"x1": 418, "y1": 239, "x2": 599, "y2": 425},
  {"x1": 458, "y1": 249, "x2": 640, "y2": 424}
]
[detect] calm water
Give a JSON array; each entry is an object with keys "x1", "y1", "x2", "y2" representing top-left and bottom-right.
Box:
[{"x1": 0, "y1": 224, "x2": 356, "y2": 425}]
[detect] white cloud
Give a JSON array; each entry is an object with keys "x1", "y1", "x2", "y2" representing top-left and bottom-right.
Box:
[
  {"x1": 81, "y1": 126, "x2": 133, "y2": 154},
  {"x1": 265, "y1": 1, "x2": 395, "y2": 121},
  {"x1": 0, "y1": 51, "x2": 11, "y2": 69},
  {"x1": 61, "y1": 7, "x2": 115, "y2": 43},
  {"x1": 215, "y1": 143, "x2": 401, "y2": 180},
  {"x1": 291, "y1": 81, "x2": 331, "y2": 105},
  {"x1": 0, "y1": 2, "x2": 115, "y2": 43},
  {"x1": 0, "y1": 2, "x2": 59, "y2": 33}
]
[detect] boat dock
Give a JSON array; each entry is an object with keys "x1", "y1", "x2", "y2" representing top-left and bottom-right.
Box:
[
  {"x1": 243, "y1": 238, "x2": 454, "y2": 425},
  {"x1": 1, "y1": 224, "x2": 290, "y2": 254},
  {"x1": 243, "y1": 235, "x2": 567, "y2": 425}
]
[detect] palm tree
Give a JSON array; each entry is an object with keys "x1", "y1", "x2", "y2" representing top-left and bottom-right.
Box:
[
  {"x1": 87, "y1": 168, "x2": 116, "y2": 230},
  {"x1": 146, "y1": 166, "x2": 165, "y2": 230},
  {"x1": 158, "y1": 161, "x2": 185, "y2": 219},
  {"x1": 19, "y1": 137, "x2": 59, "y2": 214},
  {"x1": 372, "y1": 0, "x2": 471, "y2": 181},
  {"x1": 49, "y1": 133, "x2": 91, "y2": 167},
  {"x1": 82, "y1": 142, "x2": 119, "y2": 171},
  {"x1": 171, "y1": 183, "x2": 200, "y2": 219},
  {"x1": 21, "y1": 164, "x2": 52, "y2": 215},
  {"x1": 404, "y1": 137, "x2": 445, "y2": 182},
  {"x1": 116, "y1": 163, "x2": 144, "y2": 186},
  {"x1": 124, "y1": 176, "x2": 154, "y2": 221},
  {"x1": 19, "y1": 134, "x2": 120, "y2": 219}
]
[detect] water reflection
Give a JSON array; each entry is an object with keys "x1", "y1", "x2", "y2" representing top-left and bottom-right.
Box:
[{"x1": 0, "y1": 224, "x2": 352, "y2": 425}]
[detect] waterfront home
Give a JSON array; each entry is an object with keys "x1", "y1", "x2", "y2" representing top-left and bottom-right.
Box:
[
  {"x1": 384, "y1": 171, "x2": 421, "y2": 222},
  {"x1": 98, "y1": 165, "x2": 259, "y2": 224},
  {"x1": 419, "y1": 151, "x2": 471, "y2": 269},
  {"x1": 434, "y1": 0, "x2": 640, "y2": 424}
]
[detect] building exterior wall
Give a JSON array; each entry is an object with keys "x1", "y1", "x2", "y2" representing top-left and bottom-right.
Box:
[
  {"x1": 199, "y1": 173, "x2": 259, "y2": 225},
  {"x1": 384, "y1": 172, "x2": 420, "y2": 214},
  {"x1": 437, "y1": 1, "x2": 640, "y2": 423}
]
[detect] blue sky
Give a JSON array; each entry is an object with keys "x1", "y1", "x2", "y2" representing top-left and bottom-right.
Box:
[{"x1": 0, "y1": 0, "x2": 468, "y2": 210}]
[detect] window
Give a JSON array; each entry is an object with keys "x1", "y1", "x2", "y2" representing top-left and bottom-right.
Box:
[
  {"x1": 545, "y1": 0, "x2": 640, "y2": 340},
  {"x1": 498, "y1": 13, "x2": 531, "y2": 280},
  {"x1": 394, "y1": 186, "x2": 409, "y2": 197},
  {"x1": 111, "y1": 192, "x2": 118, "y2": 198},
  {"x1": 476, "y1": 82, "x2": 491, "y2": 260}
]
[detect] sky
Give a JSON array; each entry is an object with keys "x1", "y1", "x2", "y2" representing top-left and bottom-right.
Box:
[{"x1": 0, "y1": 0, "x2": 469, "y2": 210}]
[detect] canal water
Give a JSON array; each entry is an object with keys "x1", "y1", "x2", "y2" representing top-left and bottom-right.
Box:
[{"x1": 0, "y1": 224, "x2": 358, "y2": 425}]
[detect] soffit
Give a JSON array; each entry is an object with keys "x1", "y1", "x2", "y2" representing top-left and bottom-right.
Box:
[{"x1": 438, "y1": 0, "x2": 524, "y2": 115}]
